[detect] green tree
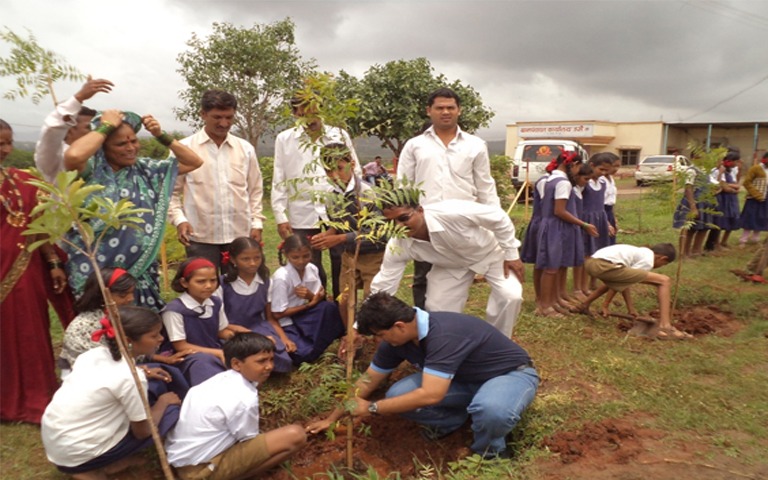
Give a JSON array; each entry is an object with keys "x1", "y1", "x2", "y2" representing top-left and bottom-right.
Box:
[
  {"x1": 175, "y1": 19, "x2": 316, "y2": 147},
  {"x1": 336, "y1": 58, "x2": 494, "y2": 157},
  {"x1": 0, "y1": 27, "x2": 84, "y2": 107}
]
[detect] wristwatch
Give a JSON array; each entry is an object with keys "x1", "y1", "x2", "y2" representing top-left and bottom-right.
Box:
[{"x1": 368, "y1": 401, "x2": 379, "y2": 415}]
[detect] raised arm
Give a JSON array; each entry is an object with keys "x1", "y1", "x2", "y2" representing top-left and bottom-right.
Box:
[
  {"x1": 63, "y1": 109, "x2": 124, "y2": 172},
  {"x1": 141, "y1": 115, "x2": 202, "y2": 175}
]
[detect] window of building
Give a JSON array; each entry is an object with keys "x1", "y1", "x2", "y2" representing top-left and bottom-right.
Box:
[{"x1": 619, "y1": 149, "x2": 640, "y2": 166}]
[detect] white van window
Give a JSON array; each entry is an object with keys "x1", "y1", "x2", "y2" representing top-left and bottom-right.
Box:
[{"x1": 521, "y1": 144, "x2": 574, "y2": 163}]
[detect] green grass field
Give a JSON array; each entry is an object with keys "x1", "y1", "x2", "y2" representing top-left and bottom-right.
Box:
[{"x1": 2, "y1": 182, "x2": 766, "y2": 479}]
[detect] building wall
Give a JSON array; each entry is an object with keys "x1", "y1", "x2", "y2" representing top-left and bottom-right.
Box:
[{"x1": 506, "y1": 121, "x2": 767, "y2": 165}]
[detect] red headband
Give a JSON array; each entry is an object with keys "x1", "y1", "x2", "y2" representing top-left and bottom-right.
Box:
[
  {"x1": 91, "y1": 316, "x2": 116, "y2": 342},
  {"x1": 108, "y1": 268, "x2": 128, "y2": 288},
  {"x1": 182, "y1": 258, "x2": 216, "y2": 278}
]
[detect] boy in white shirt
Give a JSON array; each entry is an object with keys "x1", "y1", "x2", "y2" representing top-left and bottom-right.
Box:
[
  {"x1": 165, "y1": 333, "x2": 306, "y2": 479},
  {"x1": 577, "y1": 243, "x2": 693, "y2": 340}
]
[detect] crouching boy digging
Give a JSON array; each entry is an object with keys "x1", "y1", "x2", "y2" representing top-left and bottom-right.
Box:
[
  {"x1": 165, "y1": 333, "x2": 306, "y2": 479},
  {"x1": 577, "y1": 243, "x2": 693, "y2": 340}
]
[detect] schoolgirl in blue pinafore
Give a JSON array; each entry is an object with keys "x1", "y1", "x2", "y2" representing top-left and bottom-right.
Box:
[
  {"x1": 269, "y1": 234, "x2": 345, "y2": 365},
  {"x1": 216, "y1": 237, "x2": 293, "y2": 373},
  {"x1": 711, "y1": 168, "x2": 741, "y2": 231},
  {"x1": 161, "y1": 258, "x2": 243, "y2": 386},
  {"x1": 673, "y1": 165, "x2": 714, "y2": 230},
  {"x1": 581, "y1": 177, "x2": 612, "y2": 255},
  {"x1": 520, "y1": 175, "x2": 549, "y2": 265},
  {"x1": 536, "y1": 173, "x2": 584, "y2": 270}
]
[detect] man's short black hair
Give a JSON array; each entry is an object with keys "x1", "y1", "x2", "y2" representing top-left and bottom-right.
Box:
[
  {"x1": 357, "y1": 292, "x2": 415, "y2": 335},
  {"x1": 224, "y1": 332, "x2": 275, "y2": 369},
  {"x1": 650, "y1": 243, "x2": 676, "y2": 262},
  {"x1": 427, "y1": 87, "x2": 461, "y2": 107},
  {"x1": 201, "y1": 90, "x2": 238, "y2": 112},
  {"x1": 78, "y1": 106, "x2": 97, "y2": 118}
]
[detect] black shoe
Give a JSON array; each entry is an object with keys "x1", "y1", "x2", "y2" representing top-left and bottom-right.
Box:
[{"x1": 480, "y1": 449, "x2": 511, "y2": 460}]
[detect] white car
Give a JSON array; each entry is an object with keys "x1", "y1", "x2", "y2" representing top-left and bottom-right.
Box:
[{"x1": 634, "y1": 155, "x2": 691, "y2": 186}]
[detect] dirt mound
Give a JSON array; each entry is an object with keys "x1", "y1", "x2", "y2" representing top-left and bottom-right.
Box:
[
  {"x1": 542, "y1": 418, "x2": 652, "y2": 465},
  {"x1": 616, "y1": 304, "x2": 741, "y2": 337},
  {"x1": 265, "y1": 415, "x2": 473, "y2": 479}
]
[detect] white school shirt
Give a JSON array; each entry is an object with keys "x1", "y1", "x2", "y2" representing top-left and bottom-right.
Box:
[
  {"x1": 41, "y1": 347, "x2": 148, "y2": 467},
  {"x1": 268, "y1": 263, "x2": 323, "y2": 327},
  {"x1": 165, "y1": 370, "x2": 261, "y2": 467},
  {"x1": 162, "y1": 292, "x2": 229, "y2": 342},
  {"x1": 271, "y1": 126, "x2": 361, "y2": 228},
  {"x1": 370, "y1": 200, "x2": 520, "y2": 294},
  {"x1": 168, "y1": 130, "x2": 265, "y2": 244},
  {"x1": 34, "y1": 95, "x2": 82, "y2": 183},
  {"x1": 591, "y1": 244, "x2": 654, "y2": 271},
  {"x1": 547, "y1": 170, "x2": 573, "y2": 199},
  {"x1": 397, "y1": 125, "x2": 500, "y2": 207},
  {"x1": 604, "y1": 176, "x2": 617, "y2": 206}
]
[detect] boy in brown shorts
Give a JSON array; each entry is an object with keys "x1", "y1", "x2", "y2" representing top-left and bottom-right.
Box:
[
  {"x1": 577, "y1": 243, "x2": 693, "y2": 340},
  {"x1": 165, "y1": 333, "x2": 306, "y2": 479}
]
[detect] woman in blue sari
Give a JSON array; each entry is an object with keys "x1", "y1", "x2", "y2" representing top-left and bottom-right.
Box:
[{"x1": 63, "y1": 110, "x2": 203, "y2": 309}]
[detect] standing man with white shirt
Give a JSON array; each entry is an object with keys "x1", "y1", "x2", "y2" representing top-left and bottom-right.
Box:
[
  {"x1": 397, "y1": 87, "x2": 500, "y2": 308},
  {"x1": 271, "y1": 96, "x2": 361, "y2": 299},
  {"x1": 34, "y1": 76, "x2": 114, "y2": 182},
  {"x1": 169, "y1": 90, "x2": 265, "y2": 271}
]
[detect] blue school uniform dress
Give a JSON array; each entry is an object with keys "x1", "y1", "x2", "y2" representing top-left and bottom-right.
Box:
[
  {"x1": 269, "y1": 263, "x2": 345, "y2": 365},
  {"x1": 673, "y1": 166, "x2": 714, "y2": 231},
  {"x1": 581, "y1": 178, "x2": 611, "y2": 255},
  {"x1": 712, "y1": 169, "x2": 741, "y2": 231},
  {"x1": 162, "y1": 296, "x2": 226, "y2": 386},
  {"x1": 520, "y1": 176, "x2": 548, "y2": 265},
  {"x1": 535, "y1": 172, "x2": 584, "y2": 270},
  {"x1": 218, "y1": 276, "x2": 293, "y2": 373},
  {"x1": 739, "y1": 164, "x2": 768, "y2": 232}
]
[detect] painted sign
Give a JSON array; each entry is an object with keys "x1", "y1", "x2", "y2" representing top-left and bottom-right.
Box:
[{"x1": 519, "y1": 124, "x2": 594, "y2": 138}]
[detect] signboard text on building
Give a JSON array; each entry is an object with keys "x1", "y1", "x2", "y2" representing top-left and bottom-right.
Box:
[{"x1": 519, "y1": 124, "x2": 594, "y2": 138}]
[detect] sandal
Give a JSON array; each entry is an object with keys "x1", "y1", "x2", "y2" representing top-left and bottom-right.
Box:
[{"x1": 655, "y1": 327, "x2": 694, "y2": 340}]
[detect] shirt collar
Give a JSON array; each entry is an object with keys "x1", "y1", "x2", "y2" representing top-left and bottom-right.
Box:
[
  {"x1": 414, "y1": 307, "x2": 429, "y2": 341},
  {"x1": 179, "y1": 292, "x2": 214, "y2": 310},
  {"x1": 199, "y1": 129, "x2": 233, "y2": 147}
]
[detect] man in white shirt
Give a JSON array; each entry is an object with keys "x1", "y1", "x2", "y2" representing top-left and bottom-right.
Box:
[
  {"x1": 34, "y1": 76, "x2": 114, "y2": 182},
  {"x1": 396, "y1": 87, "x2": 500, "y2": 308},
  {"x1": 370, "y1": 194, "x2": 524, "y2": 336},
  {"x1": 169, "y1": 90, "x2": 265, "y2": 271},
  {"x1": 271, "y1": 96, "x2": 361, "y2": 299}
]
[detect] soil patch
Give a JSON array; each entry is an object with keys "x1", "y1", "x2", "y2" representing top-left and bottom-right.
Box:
[
  {"x1": 617, "y1": 304, "x2": 742, "y2": 337},
  {"x1": 264, "y1": 415, "x2": 473, "y2": 479},
  {"x1": 536, "y1": 417, "x2": 768, "y2": 480}
]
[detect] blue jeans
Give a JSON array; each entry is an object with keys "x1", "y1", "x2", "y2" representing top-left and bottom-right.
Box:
[{"x1": 385, "y1": 367, "x2": 539, "y2": 455}]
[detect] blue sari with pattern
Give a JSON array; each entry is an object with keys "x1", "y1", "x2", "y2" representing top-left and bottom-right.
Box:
[{"x1": 64, "y1": 151, "x2": 178, "y2": 310}]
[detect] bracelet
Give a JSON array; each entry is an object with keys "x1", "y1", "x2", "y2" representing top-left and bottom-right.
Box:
[
  {"x1": 95, "y1": 122, "x2": 116, "y2": 136},
  {"x1": 581, "y1": 222, "x2": 590, "y2": 229},
  {"x1": 156, "y1": 132, "x2": 174, "y2": 147}
]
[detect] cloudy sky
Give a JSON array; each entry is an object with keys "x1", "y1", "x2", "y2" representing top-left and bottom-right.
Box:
[{"x1": 2, "y1": 0, "x2": 767, "y2": 144}]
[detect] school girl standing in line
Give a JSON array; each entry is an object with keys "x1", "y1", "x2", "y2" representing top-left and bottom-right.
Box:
[
  {"x1": 162, "y1": 258, "x2": 249, "y2": 386},
  {"x1": 42, "y1": 306, "x2": 181, "y2": 479},
  {"x1": 603, "y1": 153, "x2": 622, "y2": 246},
  {"x1": 216, "y1": 237, "x2": 294, "y2": 373},
  {"x1": 707, "y1": 151, "x2": 742, "y2": 250},
  {"x1": 738, "y1": 152, "x2": 768, "y2": 246},
  {"x1": 579, "y1": 154, "x2": 616, "y2": 294},
  {"x1": 570, "y1": 163, "x2": 594, "y2": 302},
  {"x1": 269, "y1": 234, "x2": 345, "y2": 364},
  {"x1": 520, "y1": 173, "x2": 550, "y2": 312},
  {"x1": 673, "y1": 162, "x2": 714, "y2": 257},
  {"x1": 535, "y1": 151, "x2": 597, "y2": 317}
]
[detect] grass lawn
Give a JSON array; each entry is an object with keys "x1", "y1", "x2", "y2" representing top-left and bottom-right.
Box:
[{"x1": 2, "y1": 183, "x2": 766, "y2": 479}]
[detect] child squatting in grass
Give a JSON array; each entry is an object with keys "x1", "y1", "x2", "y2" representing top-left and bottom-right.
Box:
[{"x1": 577, "y1": 243, "x2": 694, "y2": 340}]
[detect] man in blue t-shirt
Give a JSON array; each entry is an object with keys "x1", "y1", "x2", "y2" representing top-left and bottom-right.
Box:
[{"x1": 305, "y1": 292, "x2": 539, "y2": 459}]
